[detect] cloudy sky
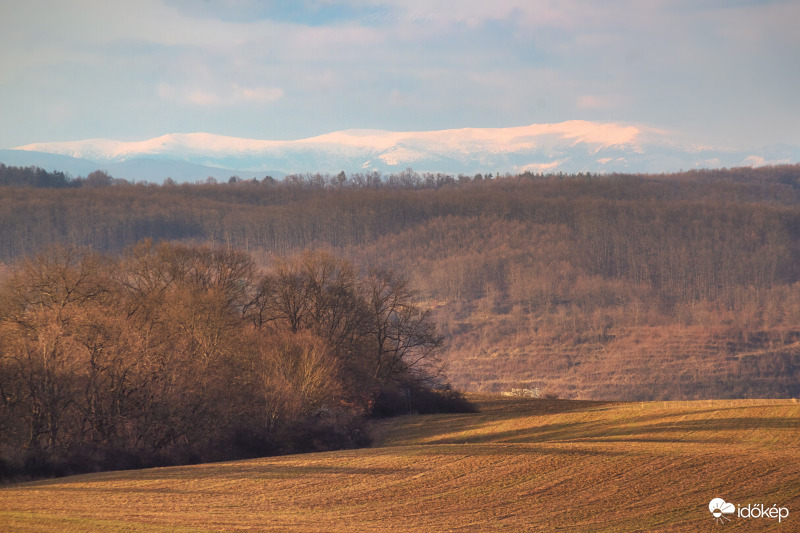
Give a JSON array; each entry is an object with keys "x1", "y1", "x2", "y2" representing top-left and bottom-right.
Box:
[{"x1": 1, "y1": 0, "x2": 798, "y2": 150}]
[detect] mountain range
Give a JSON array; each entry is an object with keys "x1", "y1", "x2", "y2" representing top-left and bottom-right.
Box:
[{"x1": 4, "y1": 121, "x2": 799, "y2": 183}]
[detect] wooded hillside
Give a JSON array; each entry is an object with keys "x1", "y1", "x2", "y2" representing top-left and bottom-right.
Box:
[{"x1": 2, "y1": 165, "x2": 800, "y2": 401}]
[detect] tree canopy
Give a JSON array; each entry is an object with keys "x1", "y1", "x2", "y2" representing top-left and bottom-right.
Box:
[{"x1": 0, "y1": 242, "x2": 455, "y2": 480}]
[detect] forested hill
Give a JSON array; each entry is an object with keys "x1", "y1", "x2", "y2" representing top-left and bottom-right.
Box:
[
  {"x1": 2, "y1": 164, "x2": 800, "y2": 400},
  {"x1": 2, "y1": 164, "x2": 800, "y2": 261}
]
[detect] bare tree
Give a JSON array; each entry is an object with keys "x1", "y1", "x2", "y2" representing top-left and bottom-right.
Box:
[{"x1": 363, "y1": 269, "x2": 443, "y2": 385}]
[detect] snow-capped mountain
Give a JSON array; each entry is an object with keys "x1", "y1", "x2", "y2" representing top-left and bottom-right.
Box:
[{"x1": 8, "y1": 121, "x2": 800, "y2": 182}]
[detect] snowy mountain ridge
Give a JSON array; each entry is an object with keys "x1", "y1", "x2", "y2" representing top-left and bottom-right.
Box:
[{"x1": 9, "y1": 121, "x2": 800, "y2": 181}]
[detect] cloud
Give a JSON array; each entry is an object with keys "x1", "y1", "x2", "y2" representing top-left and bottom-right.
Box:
[
  {"x1": 388, "y1": 89, "x2": 404, "y2": 105},
  {"x1": 576, "y1": 94, "x2": 621, "y2": 110},
  {"x1": 740, "y1": 155, "x2": 791, "y2": 167},
  {"x1": 369, "y1": 0, "x2": 573, "y2": 29},
  {"x1": 1, "y1": 0, "x2": 799, "y2": 150},
  {"x1": 236, "y1": 86, "x2": 285, "y2": 103},
  {"x1": 158, "y1": 83, "x2": 284, "y2": 106}
]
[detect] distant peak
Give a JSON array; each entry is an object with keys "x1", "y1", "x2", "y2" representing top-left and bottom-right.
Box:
[
  {"x1": 15, "y1": 121, "x2": 650, "y2": 155},
  {"x1": 14, "y1": 120, "x2": 776, "y2": 177}
]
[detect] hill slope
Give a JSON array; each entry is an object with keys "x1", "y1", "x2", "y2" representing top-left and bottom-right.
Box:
[
  {"x1": 1, "y1": 396, "x2": 798, "y2": 531},
  {"x1": 1, "y1": 170, "x2": 800, "y2": 400}
]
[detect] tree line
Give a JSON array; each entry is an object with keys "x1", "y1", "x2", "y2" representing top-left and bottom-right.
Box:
[
  {"x1": 0, "y1": 165, "x2": 124, "y2": 189},
  {"x1": 0, "y1": 241, "x2": 466, "y2": 480},
  {"x1": 3, "y1": 166, "x2": 800, "y2": 302}
]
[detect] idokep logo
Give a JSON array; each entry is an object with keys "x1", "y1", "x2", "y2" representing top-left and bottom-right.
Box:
[
  {"x1": 709, "y1": 498, "x2": 735, "y2": 524},
  {"x1": 709, "y1": 497, "x2": 790, "y2": 525}
]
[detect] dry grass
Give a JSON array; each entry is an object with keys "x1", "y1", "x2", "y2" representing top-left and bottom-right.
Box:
[
  {"x1": 2, "y1": 396, "x2": 799, "y2": 531},
  {"x1": 443, "y1": 323, "x2": 800, "y2": 400}
]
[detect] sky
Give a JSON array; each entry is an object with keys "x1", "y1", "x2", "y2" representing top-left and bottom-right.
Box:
[{"x1": 1, "y1": 0, "x2": 799, "y2": 150}]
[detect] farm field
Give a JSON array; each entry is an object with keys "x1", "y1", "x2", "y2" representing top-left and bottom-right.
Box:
[{"x1": 1, "y1": 395, "x2": 799, "y2": 532}]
